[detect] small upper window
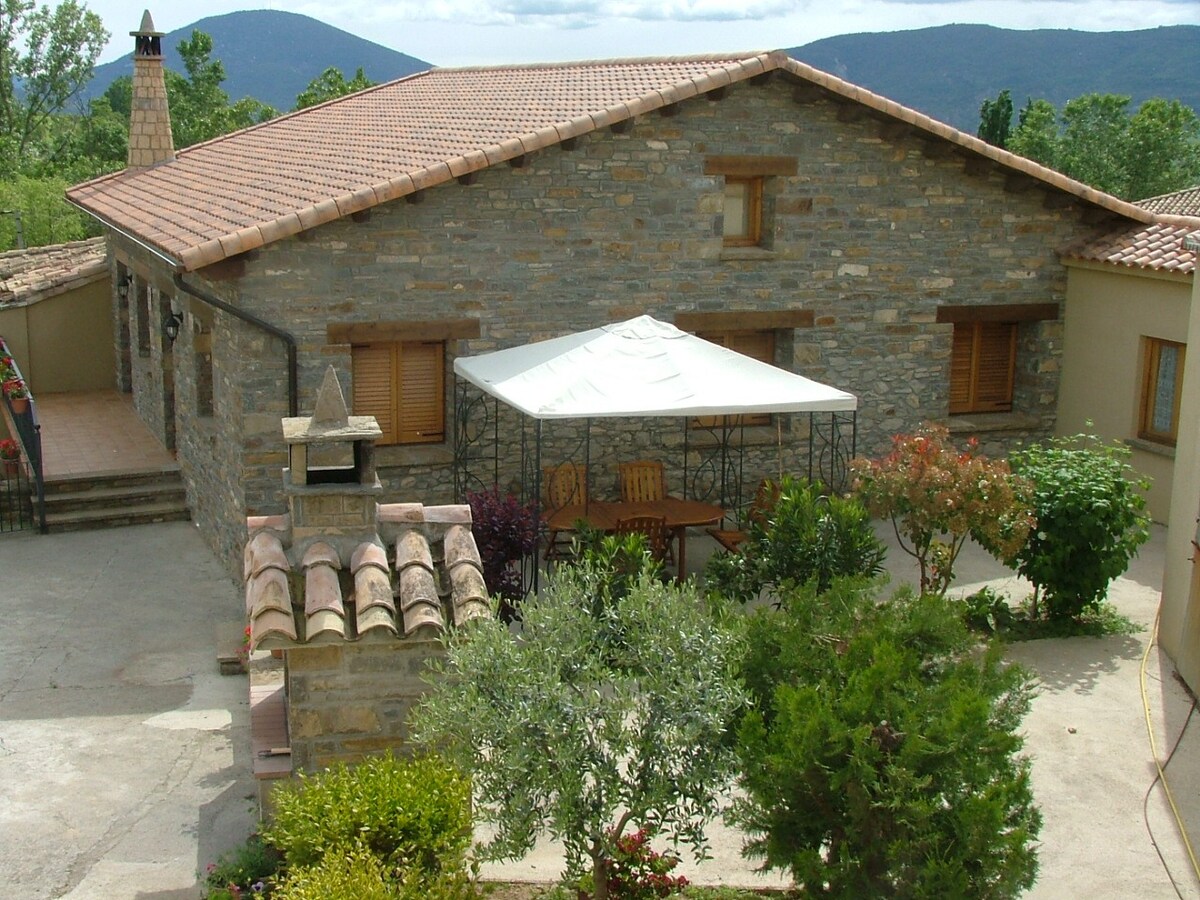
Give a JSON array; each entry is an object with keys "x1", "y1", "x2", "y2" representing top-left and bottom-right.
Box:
[
  {"x1": 722, "y1": 177, "x2": 763, "y2": 247},
  {"x1": 1140, "y1": 337, "x2": 1185, "y2": 446}
]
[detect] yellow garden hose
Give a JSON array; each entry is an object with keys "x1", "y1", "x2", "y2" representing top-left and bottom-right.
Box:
[{"x1": 1140, "y1": 607, "x2": 1200, "y2": 884}]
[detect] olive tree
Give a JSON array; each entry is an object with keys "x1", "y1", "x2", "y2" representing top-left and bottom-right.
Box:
[{"x1": 411, "y1": 558, "x2": 746, "y2": 900}]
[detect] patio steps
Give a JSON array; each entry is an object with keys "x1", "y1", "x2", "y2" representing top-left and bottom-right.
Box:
[{"x1": 41, "y1": 466, "x2": 190, "y2": 532}]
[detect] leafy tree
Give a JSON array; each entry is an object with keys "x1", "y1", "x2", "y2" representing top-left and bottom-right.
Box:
[
  {"x1": 851, "y1": 423, "x2": 1033, "y2": 596},
  {"x1": 1005, "y1": 434, "x2": 1151, "y2": 620},
  {"x1": 0, "y1": 0, "x2": 107, "y2": 175},
  {"x1": 1007, "y1": 97, "x2": 1059, "y2": 166},
  {"x1": 1007, "y1": 92, "x2": 1200, "y2": 200},
  {"x1": 977, "y1": 88, "x2": 1013, "y2": 148},
  {"x1": 732, "y1": 578, "x2": 1041, "y2": 899},
  {"x1": 411, "y1": 559, "x2": 746, "y2": 900},
  {"x1": 167, "y1": 30, "x2": 276, "y2": 148},
  {"x1": 295, "y1": 65, "x2": 375, "y2": 110},
  {"x1": 0, "y1": 174, "x2": 95, "y2": 248}
]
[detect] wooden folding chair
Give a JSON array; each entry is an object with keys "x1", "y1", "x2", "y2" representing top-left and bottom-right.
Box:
[
  {"x1": 618, "y1": 459, "x2": 666, "y2": 503},
  {"x1": 614, "y1": 515, "x2": 672, "y2": 568},
  {"x1": 707, "y1": 478, "x2": 780, "y2": 553},
  {"x1": 542, "y1": 463, "x2": 588, "y2": 561}
]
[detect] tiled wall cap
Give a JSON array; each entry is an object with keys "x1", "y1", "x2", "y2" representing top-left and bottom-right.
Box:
[
  {"x1": 246, "y1": 513, "x2": 289, "y2": 535},
  {"x1": 306, "y1": 608, "x2": 347, "y2": 643},
  {"x1": 421, "y1": 504, "x2": 473, "y2": 525},
  {"x1": 244, "y1": 531, "x2": 290, "y2": 581},
  {"x1": 302, "y1": 541, "x2": 342, "y2": 570},
  {"x1": 356, "y1": 603, "x2": 398, "y2": 638},
  {"x1": 395, "y1": 529, "x2": 434, "y2": 573},
  {"x1": 377, "y1": 502, "x2": 427, "y2": 525},
  {"x1": 246, "y1": 566, "x2": 292, "y2": 617},
  {"x1": 443, "y1": 525, "x2": 483, "y2": 571},
  {"x1": 449, "y1": 570, "x2": 491, "y2": 627},
  {"x1": 401, "y1": 601, "x2": 444, "y2": 639},
  {"x1": 350, "y1": 541, "x2": 389, "y2": 573},
  {"x1": 398, "y1": 564, "x2": 441, "y2": 614},
  {"x1": 250, "y1": 606, "x2": 298, "y2": 648},
  {"x1": 353, "y1": 565, "x2": 397, "y2": 614},
  {"x1": 304, "y1": 562, "x2": 345, "y2": 617}
]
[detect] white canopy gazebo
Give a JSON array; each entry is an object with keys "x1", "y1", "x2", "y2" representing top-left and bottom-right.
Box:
[
  {"x1": 452, "y1": 316, "x2": 858, "y2": 532},
  {"x1": 454, "y1": 314, "x2": 856, "y2": 420}
]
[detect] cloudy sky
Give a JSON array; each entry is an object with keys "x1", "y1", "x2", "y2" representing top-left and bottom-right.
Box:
[{"x1": 90, "y1": 0, "x2": 1200, "y2": 66}]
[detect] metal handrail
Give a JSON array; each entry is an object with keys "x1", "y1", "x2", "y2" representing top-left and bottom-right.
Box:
[{"x1": 0, "y1": 337, "x2": 45, "y2": 531}]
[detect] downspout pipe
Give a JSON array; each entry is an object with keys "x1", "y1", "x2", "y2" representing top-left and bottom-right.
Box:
[{"x1": 173, "y1": 273, "x2": 299, "y2": 417}]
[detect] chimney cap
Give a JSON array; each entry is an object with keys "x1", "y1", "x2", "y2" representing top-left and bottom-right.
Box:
[{"x1": 131, "y1": 9, "x2": 164, "y2": 38}]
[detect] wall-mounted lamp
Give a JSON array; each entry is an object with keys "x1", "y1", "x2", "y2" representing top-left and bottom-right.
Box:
[
  {"x1": 163, "y1": 311, "x2": 184, "y2": 344},
  {"x1": 116, "y1": 273, "x2": 130, "y2": 300}
]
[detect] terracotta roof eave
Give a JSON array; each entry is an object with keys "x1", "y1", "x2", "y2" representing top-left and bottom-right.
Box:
[
  {"x1": 64, "y1": 195, "x2": 186, "y2": 271},
  {"x1": 777, "y1": 57, "x2": 1154, "y2": 226}
]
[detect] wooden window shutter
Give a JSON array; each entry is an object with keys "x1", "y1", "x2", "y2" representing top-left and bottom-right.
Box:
[
  {"x1": 352, "y1": 344, "x2": 397, "y2": 443},
  {"x1": 398, "y1": 341, "x2": 444, "y2": 444},
  {"x1": 949, "y1": 322, "x2": 1015, "y2": 414},
  {"x1": 973, "y1": 322, "x2": 1016, "y2": 412}
]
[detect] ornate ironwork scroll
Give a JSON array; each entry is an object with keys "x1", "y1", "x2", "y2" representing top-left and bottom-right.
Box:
[{"x1": 808, "y1": 411, "x2": 857, "y2": 494}]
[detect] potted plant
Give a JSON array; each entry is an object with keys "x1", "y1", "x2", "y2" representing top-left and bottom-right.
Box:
[
  {"x1": 0, "y1": 437, "x2": 19, "y2": 475},
  {"x1": 3, "y1": 376, "x2": 28, "y2": 413}
]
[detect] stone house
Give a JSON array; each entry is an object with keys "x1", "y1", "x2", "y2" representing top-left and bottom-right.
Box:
[{"x1": 67, "y1": 13, "x2": 1159, "y2": 575}]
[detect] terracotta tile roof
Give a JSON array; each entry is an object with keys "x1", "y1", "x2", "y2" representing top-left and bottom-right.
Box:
[
  {"x1": 0, "y1": 237, "x2": 106, "y2": 306},
  {"x1": 67, "y1": 52, "x2": 1152, "y2": 272},
  {"x1": 1060, "y1": 219, "x2": 1200, "y2": 275},
  {"x1": 244, "y1": 503, "x2": 489, "y2": 650},
  {"x1": 1137, "y1": 186, "x2": 1200, "y2": 216}
]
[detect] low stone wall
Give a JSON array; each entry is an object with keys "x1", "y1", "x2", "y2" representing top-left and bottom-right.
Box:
[{"x1": 284, "y1": 639, "x2": 444, "y2": 772}]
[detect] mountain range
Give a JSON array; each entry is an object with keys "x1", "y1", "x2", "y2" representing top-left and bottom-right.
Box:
[{"x1": 84, "y1": 12, "x2": 1200, "y2": 130}]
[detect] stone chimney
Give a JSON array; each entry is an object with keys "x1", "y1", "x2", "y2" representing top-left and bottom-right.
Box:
[{"x1": 127, "y1": 10, "x2": 174, "y2": 170}]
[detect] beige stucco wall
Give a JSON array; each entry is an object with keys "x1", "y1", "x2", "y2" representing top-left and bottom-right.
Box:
[
  {"x1": 0, "y1": 279, "x2": 115, "y2": 395},
  {"x1": 1160, "y1": 238, "x2": 1200, "y2": 695},
  {"x1": 1058, "y1": 261, "x2": 1191, "y2": 522}
]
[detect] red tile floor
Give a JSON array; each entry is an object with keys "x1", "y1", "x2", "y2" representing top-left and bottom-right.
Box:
[{"x1": 31, "y1": 390, "x2": 176, "y2": 478}]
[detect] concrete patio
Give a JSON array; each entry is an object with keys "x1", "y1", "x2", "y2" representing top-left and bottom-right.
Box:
[{"x1": 0, "y1": 519, "x2": 1196, "y2": 897}]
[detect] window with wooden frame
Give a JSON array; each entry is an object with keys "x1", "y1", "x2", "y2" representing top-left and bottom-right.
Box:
[
  {"x1": 350, "y1": 341, "x2": 445, "y2": 445},
  {"x1": 949, "y1": 321, "x2": 1017, "y2": 414},
  {"x1": 703, "y1": 155, "x2": 797, "y2": 250},
  {"x1": 695, "y1": 329, "x2": 776, "y2": 427},
  {"x1": 937, "y1": 304, "x2": 1058, "y2": 416},
  {"x1": 1139, "y1": 337, "x2": 1185, "y2": 446},
  {"x1": 722, "y1": 177, "x2": 763, "y2": 247}
]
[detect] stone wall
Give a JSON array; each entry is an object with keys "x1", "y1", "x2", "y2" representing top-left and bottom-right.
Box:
[
  {"x1": 115, "y1": 75, "x2": 1125, "y2": 572},
  {"x1": 284, "y1": 640, "x2": 444, "y2": 771}
]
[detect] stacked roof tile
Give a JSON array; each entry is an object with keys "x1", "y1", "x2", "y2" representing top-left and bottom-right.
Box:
[
  {"x1": 1062, "y1": 220, "x2": 1200, "y2": 275},
  {"x1": 66, "y1": 52, "x2": 1152, "y2": 273},
  {"x1": 244, "y1": 503, "x2": 490, "y2": 649},
  {"x1": 1137, "y1": 186, "x2": 1200, "y2": 217},
  {"x1": 0, "y1": 237, "x2": 106, "y2": 306}
]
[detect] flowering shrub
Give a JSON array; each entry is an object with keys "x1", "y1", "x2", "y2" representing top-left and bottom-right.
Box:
[
  {"x1": 590, "y1": 827, "x2": 689, "y2": 900},
  {"x1": 851, "y1": 424, "x2": 1034, "y2": 596},
  {"x1": 0, "y1": 438, "x2": 18, "y2": 460},
  {"x1": 467, "y1": 486, "x2": 537, "y2": 620}
]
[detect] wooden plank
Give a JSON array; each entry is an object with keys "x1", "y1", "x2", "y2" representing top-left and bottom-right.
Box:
[
  {"x1": 327, "y1": 318, "x2": 480, "y2": 345},
  {"x1": 936, "y1": 303, "x2": 1058, "y2": 324},
  {"x1": 675, "y1": 309, "x2": 813, "y2": 331},
  {"x1": 703, "y1": 155, "x2": 799, "y2": 177}
]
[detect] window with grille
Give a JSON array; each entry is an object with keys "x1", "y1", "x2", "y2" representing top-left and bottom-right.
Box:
[
  {"x1": 1139, "y1": 337, "x2": 1185, "y2": 446},
  {"x1": 949, "y1": 321, "x2": 1017, "y2": 414},
  {"x1": 350, "y1": 341, "x2": 445, "y2": 445}
]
